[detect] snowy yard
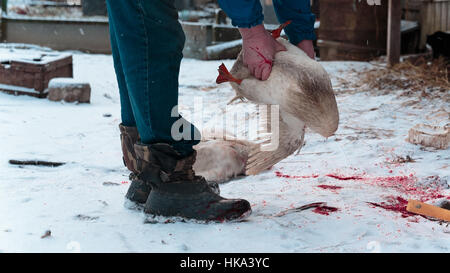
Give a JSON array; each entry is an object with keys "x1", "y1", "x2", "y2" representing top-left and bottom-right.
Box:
[{"x1": 0, "y1": 45, "x2": 448, "y2": 252}]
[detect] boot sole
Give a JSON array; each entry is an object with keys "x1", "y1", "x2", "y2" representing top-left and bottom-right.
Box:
[
  {"x1": 125, "y1": 197, "x2": 252, "y2": 223},
  {"x1": 144, "y1": 207, "x2": 252, "y2": 224},
  {"x1": 123, "y1": 198, "x2": 145, "y2": 211}
]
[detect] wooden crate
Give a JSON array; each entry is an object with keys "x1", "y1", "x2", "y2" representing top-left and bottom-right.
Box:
[
  {"x1": 0, "y1": 53, "x2": 73, "y2": 98},
  {"x1": 318, "y1": 0, "x2": 388, "y2": 61}
]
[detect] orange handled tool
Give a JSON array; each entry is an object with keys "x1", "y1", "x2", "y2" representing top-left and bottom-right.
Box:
[{"x1": 406, "y1": 199, "x2": 450, "y2": 222}]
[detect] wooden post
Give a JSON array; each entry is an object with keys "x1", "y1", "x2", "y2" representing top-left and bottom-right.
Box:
[{"x1": 387, "y1": 0, "x2": 401, "y2": 66}]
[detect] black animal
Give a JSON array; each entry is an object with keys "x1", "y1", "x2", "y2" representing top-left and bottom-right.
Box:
[{"x1": 426, "y1": 31, "x2": 450, "y2": 59}]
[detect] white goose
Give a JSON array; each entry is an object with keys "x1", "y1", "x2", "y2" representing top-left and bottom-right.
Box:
[{"x1": 193, "y1": 24, "x2": 339, "y2": 183}]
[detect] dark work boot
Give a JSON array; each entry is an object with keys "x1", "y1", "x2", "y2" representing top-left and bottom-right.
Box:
[
  {"x1": 134, "y1": 143, "x2": 252, "y2": 221},
  {"x1": 119, "y1": 123, "x2": 139, "y2": 173},
  {"x1": 119, "y1": 124, "x2": 151, "y2": 204},
  {"x1": 120, "y1": 124, "x2": 219, "y2": 205}
]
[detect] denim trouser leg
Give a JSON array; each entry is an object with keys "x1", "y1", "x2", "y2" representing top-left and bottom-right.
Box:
[
  {"x1": 107, "y1": 8, "x2": 136, "y2": 127},
  {"x1": 106, "y1": 0, "x2": 200, "y2": 156}
]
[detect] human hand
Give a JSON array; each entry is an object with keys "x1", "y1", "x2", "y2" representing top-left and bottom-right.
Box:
[
  {"x1": 297, "y1": 40, "x2": 315, "y2": 59},
  {"x1": 239, "y1": 24, "x2": 287, "y2": 81}
]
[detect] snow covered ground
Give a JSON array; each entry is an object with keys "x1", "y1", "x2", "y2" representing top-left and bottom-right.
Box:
[{"x1": 0, "y1": 45, "x2": 449, "y2": 253}]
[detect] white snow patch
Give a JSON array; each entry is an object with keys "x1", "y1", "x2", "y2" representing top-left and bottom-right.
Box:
[{"x1": 0, "y1": 44, "x2": 448, "y2": 253}]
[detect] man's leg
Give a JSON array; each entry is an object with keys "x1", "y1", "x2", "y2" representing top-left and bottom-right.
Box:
[
  {"x1": 106, "y1": 0, "x2": 251, "y2": 221},
  {"x1": 106, "y1": 0, "x2": 198, "y2": 156},
  {"x1": 107, "y1": 3, "x2": 143, "y2": 177},
  {"x1": 107, "y1": 6, "x2": 136, "y2": 127}
]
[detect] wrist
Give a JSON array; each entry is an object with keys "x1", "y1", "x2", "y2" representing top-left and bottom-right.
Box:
[
  {"x1": 239, "y1": 24, "x2": 266, "y2": 39},
  {"x1": 297, "y1": 40, "x2": 315, "y2": 59},
  {"x1": 297, "y1": 40, "x2": 313, "y2": 47}
]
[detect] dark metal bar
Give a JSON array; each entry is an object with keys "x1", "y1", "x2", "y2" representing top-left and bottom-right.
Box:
[{"x1": 9, "y1": 159, "x2": 65, "y2": 167}]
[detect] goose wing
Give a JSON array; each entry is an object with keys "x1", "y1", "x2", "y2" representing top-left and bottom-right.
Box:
[
  {"x1": 194, "y1": 105, "x2": 305, "y2": 180},
  {"x1": 245, "y1": 111, "x2": 305, "y2": 175}
]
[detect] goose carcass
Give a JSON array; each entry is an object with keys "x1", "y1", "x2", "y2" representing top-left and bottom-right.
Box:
[{"x1": 193, "y1": 25, "x2": 339, "y2": 183}]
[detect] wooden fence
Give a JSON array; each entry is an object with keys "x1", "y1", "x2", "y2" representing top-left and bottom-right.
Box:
[{"x1": 405, "y1": 0, "x2": 450, "y2": 49}]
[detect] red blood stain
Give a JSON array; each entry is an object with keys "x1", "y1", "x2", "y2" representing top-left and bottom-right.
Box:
[
  {"x1": 369, "y1": 175, "x2": 446, "y2": 202},
  {"x1": 250, "y1": 47, "x2": 273, "y2": 66},
  {"x1": 313, "y1": 206, "x2": 339, "y2": 216},
  {"x1": 367, "y1": 196, "x2": 416, "y2": 218},
  {"x1": 121, "y1": 181, "x2": 129, "y2": 184},
  {"x1": 326, "y1": 174, "x2": 363, "y2": 180},
  {"x1": 275, "y1": 171, "x2": 448, "y2": 202},
  {"x1": 317, "y1": 185, "x2": 343, "y2": 190},
  {"x1": 327, "y1": 173, "x2": 447, "y2": 202}
]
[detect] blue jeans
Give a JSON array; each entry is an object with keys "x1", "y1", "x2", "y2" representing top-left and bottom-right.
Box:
[{"x1": 106, "y1": 0, "x2": 199, "y2": 156}]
